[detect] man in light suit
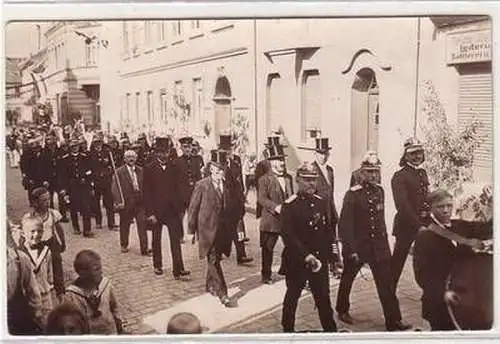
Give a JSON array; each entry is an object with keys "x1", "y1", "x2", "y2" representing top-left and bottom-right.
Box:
[
  {"x1": 311, "y1": 137, "x2": 342, "y2": 277},
  {"x1": 112, "y1": 150, "x2": 150, "y2": 256},
  {"x1": 257, "y1": 137, "x2": 293, "y2": 284},
  {"x1": 188, "y1": 149, "x2": 237, "y2": 308}
]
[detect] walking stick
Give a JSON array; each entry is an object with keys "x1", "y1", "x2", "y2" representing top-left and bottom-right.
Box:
[{"x1": 109, "y1": 149, "x2": 125, "y2": 209}]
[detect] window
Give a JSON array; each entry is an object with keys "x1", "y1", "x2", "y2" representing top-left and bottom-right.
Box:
[
  {"x1": 85, "y1": 43, "x2": 97, "y2": 66},
  {"x1": 191, "y1": 20, "x2": 201, "y2": 30},
  {"x1": 172, "y1": 21, "x2": 182, "y2": 37},
  {"x1": 160, "y1": 89, "x2": 168, "y2": 122},
  {"x1": 301, "y1": 70, "x2": 321, "y2": 140},
  {"x1": 158, "y1": 21, "x2": 167, "y2": 41},
  {"x1": 126, "y1": 93, "x2": 131, "y2": 120},
  {"x1": 192, "y1": 78, "x2": 203, "y2": 129},
  {"x1": 123, "y1": 22, "x2": 129, "y2": 53},
  {"x1": 147, "y1": 91, "x2": 153, "y2": 122},
  {"x1": 144, "y1": 21, "x2": 152, "y2": 45},
  {"x1": 135, "y1": 92, "x2": 140, "y2": 122}
]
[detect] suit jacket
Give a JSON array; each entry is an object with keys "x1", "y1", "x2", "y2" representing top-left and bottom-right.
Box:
[
  {"x1": 143, "y1": 159, "x2": 181, "y2": 221},
  {"x1": 413, "y1": 223, "x2": 457, "y2": 320},
  {"x1": 313, "y1": 161, "x2": 339, "y2": 231},
  {"x1": 255, "y1": 159, "x2": 271, "y2": 219},
  {"x1": 188, "y1": 177, "x2": 232, "y2": 259},
  {"x1": 391, "y1": 165, "x2": 430, "y2": 238},
  {"x1": 111, "y1": 165, "x2": 144, "y2": 211},
  {"x1": 338, "y1": 183, "x2": 391, "y2": 263},
  {"x1": 257, "y1": 172, "x2": 293, "y2": 233}
]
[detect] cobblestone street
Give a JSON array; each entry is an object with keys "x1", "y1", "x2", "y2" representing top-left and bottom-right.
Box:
[{"x1": 7, "y1": 165, "x2": 429, "y2": 334}]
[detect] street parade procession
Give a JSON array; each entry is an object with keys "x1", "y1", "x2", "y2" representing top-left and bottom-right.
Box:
[
  {"x1": 4, "y1": 16, "x2": 495, "y2": 337},
  {"x1": 5, "y1": 119, "x2": 493, "y2": 335}
]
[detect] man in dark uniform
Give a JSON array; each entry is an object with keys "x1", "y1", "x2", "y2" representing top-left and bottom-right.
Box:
[
  {"x1": 336, "y1": 153, "x2": 411, "y2": 331},
  {"x1": 136, "y1": 133, "x2": 152, "y2": 167},
  {"x1": 89, "y1": 133, "x2": 118, "y2": 231},
  {"x1": 20, "y1": 137, "x2": 46, "y2": 205},
  {"x1": 310, "y1": 137, "x2": 342, "y2": 277},
  {"x1": 257, "y1": 137, "x2": 293, "y2": 284},
  {"x1": 174, "y1": 136, "x2": 204, "y2": 241},
  {"x1": 390, "y1": 137, "x2": 431, "y2": 291},
  {"x1": 218, "y1": 134, "x2": 253, "y2": 265},
  {"x1": 108, "y1": 135, "x2": 123, "y2": 167},
  {"x1": 40, "y1": 134, "x2": 60, "y2": 209},
  {"x1": 58, "y1": 138, "x2": 96, "y2": 237},
  {"x1": 56, "y1": 140, "x2": 70, "y2": 222},
  {"x1": 143, "y1": 137, "x2": 190, "y2": 278},
  {"x1": 280, "y1": 162, "x2": 337, "y2": 333}
]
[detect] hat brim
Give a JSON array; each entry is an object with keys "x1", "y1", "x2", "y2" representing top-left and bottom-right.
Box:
[
  {"x1": 209, "y1": 161, "x2": 227, "y2": 169},
  {"x1": 297, "y1": 173, "x2": 318, "y2": 178},
  {"x1": 406, "y1": 146, "x2": 424, "y2": 153}
]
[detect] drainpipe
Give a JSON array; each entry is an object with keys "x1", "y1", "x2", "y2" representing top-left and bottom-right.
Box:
[
  {"x1": 413, "y1": 17, "x2": 421, "y2": 137},
  {"x1": 253, "y1": 19, "x2": 258, "y2": 155}
]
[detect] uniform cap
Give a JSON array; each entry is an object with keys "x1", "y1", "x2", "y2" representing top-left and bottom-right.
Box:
[
  {"x1": 360, "y1": 151, "x2": 382, "y2": 170},
  {"x1": 179, "y1": 136, "x2": 193, "y2": 145},
  {"x1": 404, "y1": 137, "x2": 424, "y2": 153},
  {"x1": 296, "y1": 161, "x2": 319, "y2": 178}
]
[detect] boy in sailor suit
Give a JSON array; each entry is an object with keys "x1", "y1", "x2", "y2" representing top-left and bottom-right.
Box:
[
  {"x1": 19, "y1": 215, "x2": 54, "y2": 327},
  {"x1": 64, "y1": 250, "x2": 123, "y2": 334}
]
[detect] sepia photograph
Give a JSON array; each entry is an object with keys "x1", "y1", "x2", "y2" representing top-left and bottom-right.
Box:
[{"x1": 4, "y1": 14, "x2": 493, "y2": 336}]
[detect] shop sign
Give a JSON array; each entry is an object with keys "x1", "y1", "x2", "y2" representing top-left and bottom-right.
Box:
[{"x1": 446, "y1": 29, "x2": 491, "y2": 65}]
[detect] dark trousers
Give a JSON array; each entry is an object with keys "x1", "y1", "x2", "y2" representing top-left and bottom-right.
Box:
[
  {"x1": 427, "y1": 303, "x2": 455, "y2": 331},
  {"x1": 93, "y1": 182, "x2": 115, "y2": 227},
  {"x1": 119, "y1": 206, "x2": 148, "y2": 253},
  {"x1": 336, "y1": 256, "x2": 402, "y2": 326},
  {"x1": 260, "y1": 231, "x2": 280, "y2": 279},
  {"x1": 282, "y1": 265, "x2": 337, "y2": 332},
  {"x1": 230, "y1": 218, "x2": 247, "y2": 261},
  {"x1": 391, "y1": 234, "x2": 415, "y2": 289},
  {"x1": 69, "y1": 187, "x2": 92, "y2": 235},
  {"x1": 206, "y1": 246, "x2": 228, "y2": 300},
  {"x1": 151, "y1": 217, "x2": 185, "y2": 276}
]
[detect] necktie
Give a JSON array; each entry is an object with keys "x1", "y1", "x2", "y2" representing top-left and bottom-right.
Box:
[{"x1": 130, "y1": 167, "x2": 139, "y2": 191}]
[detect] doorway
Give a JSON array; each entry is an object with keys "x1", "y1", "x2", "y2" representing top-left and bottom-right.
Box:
[{"x1": 350, "y1": 68, "x2": 379, "y2": 171}]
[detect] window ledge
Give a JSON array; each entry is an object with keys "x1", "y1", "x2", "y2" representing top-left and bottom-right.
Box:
[
  {"x1": 144, "y1": 48, "x2": 154, "y2": 55},
  {"x1": 156, "y1": 44, "x2": 168, "y2": 51},
  {"x1": 171, "y1": 39, "x2": 184, "y2": 46},
  {"x1": 189, "y1": 32, "x2": 205, "y2": 40},
  {"x1": 211, "y1": 23, "x2": 234, "y2": 33}
]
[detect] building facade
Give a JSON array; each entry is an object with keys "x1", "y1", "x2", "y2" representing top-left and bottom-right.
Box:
[
  {"x1": 18, "y1": 21, "x2": 104, "y2": 127},
  {"x1": 97, "y1": 17, "x2": 492, "y2": 213},
  {"x1": 100, "y1": 20, "x2": 256, "y2": 150}
]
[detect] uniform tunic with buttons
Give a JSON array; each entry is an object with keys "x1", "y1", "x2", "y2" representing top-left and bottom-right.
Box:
[
  {"x1": 280, "y1": 192, "x2": 333, "y2": 275},
  {"x1": 338, "y1": 183, "x2": 391, "y2": 263},
  {"x1": 391, "y1": 165, "x2": 431, "y2": 238}
]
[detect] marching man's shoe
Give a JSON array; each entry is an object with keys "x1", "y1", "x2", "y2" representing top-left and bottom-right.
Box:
[
  {"x1": 154, "y1": 268, "x2": 164, "y2": 276},
  {"x1": 386, "y1": 321, "x2": 412, "y2": 331},
  {"x1": 338, "y1": 312, "x2": 354, "y2": 324},
  {"x1": 237, "y1": 257, "x2": 254, "y2": 265},
  {"x1": 221, "y1": 296, "x2": 238, "y2": 308}
]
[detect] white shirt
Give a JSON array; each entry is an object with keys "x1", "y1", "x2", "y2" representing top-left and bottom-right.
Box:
[
  {"x1": 127, "y1": 165, "x2": 139, "y2": 190},
  {"x1": 212, "y1": 179, "x2": 224, "y2": 195},
  {"x1": 276, "y1": 175, "x2": 286, "y2": 194},
  {"x1": 316, "y1": 162, "x2": 330, "y2": 185}
]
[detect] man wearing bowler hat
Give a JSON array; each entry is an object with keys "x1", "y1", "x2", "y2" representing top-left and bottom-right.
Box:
[
  {"x1": 217, "y1": 133, "x2": 253, "y2": 265},
  {"x1": 280, "y1": 162, "x2": 337, "y2": 332},
  {"x1": 174, "y1": 136, "x2": 204, "y2": 242},
  {"x1": 143, "y1": 137, "x2": 190, "y2": 278},
  {"x1": 308, "y1": 137, "x2": 342, "y2": 277},
  {"x1": 257, "y1": 135, "x2": 293, "y2": 284},
  {"x1": 336, "y1": 153, "x2": 411, "y2": 331},
  {"x1": 188, "y1": 149, "x2": 238, "y2": 307}
]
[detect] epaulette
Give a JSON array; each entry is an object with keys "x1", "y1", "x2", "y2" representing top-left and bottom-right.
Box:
[
  {"x1": 313, "y1": 194, "x2": 322, "y2": 199},
  {"x1": 285, "y1": 194, "x2": 297, "y2": 204},
  {"x1": 350, "y1": 184, "x2": 363, "y2": 191}
]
